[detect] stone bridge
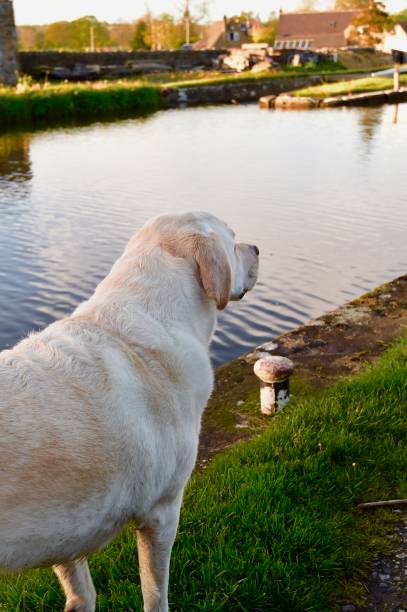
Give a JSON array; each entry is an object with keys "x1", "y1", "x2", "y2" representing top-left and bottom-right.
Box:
[{"x1": 0, "y1": 0, "x2": 18, "y2": 86}]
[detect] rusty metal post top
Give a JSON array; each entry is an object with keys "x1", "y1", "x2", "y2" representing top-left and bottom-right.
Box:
[{"x1": 254, "y1": 355, "x2": 294, "y2": 383}]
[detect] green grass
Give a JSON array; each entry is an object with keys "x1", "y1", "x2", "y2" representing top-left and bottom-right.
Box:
[
  {"x1": 293, "y1": 75, "x2": 407, "y2": 98},
  {"x1": 1, "y1": 337, "x2": 406, "y2": 610},
  {"x1": 156, "y1": 61, "x2": 389, "y2": 90},
  {"x1": 0, "y1": 63, "x2": 395, "y2": 130},
  {"x1": 0, "y1": 81, "x2": 161, "y2": 129}
]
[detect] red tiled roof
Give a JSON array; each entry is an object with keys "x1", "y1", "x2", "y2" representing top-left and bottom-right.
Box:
[
  {"x1": 193, "y1": 21, "x2": 224, "y2": 50},
  {"x1": 276, "y1": 10, "x2": 360, "y2": 38}
]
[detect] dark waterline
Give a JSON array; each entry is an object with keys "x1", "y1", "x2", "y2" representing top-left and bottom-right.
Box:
[{"x1": 0, "y1": 104, "x2": 406, "y2": 366}]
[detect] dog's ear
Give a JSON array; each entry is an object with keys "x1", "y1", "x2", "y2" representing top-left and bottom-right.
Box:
[
  {"x1": 161, "y1": 231, "x2": 232, "y2": 310},
  {"x1": 193, "y1": 233, "x2": 231, "y2": 311}
]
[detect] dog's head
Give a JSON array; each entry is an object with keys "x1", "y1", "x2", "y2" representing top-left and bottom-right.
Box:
[{"x1": 135, "y1": 212, "x2": 259, "y2": 311}]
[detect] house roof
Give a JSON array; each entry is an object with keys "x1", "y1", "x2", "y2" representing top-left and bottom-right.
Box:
[
  {"x1": 398, "y1": 21, "x2": 407, "y2": 34},
  {"x1": 276, "y1": 10, "x2": 360, "y2": 38},
  {"x1": 193, "y1": 21, "x2": 224, "y2": 50}
]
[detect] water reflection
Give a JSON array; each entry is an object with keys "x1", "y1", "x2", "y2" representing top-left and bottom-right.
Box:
[
  {"x1": 0, "y1": 104, "x2": 406, "y2": 365},
  {"x1": 0, "y1": 132, "x2": 32, "y2": 182},
  {"x1": 356, "y1": 105, "x2": 385, "y2": 146}
]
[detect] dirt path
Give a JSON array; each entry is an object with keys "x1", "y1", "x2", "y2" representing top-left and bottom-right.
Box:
[{"x1": 350, "y1": 512, "x2": 407, "y2": 612}]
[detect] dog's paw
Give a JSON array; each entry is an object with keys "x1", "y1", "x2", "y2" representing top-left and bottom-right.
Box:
[{"x1": 65, "y1": 599, "x2": 94, "y2": 612}]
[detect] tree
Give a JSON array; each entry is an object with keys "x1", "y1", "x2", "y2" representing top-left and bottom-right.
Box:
[
  {"x1": 176, "y1": 0, "x2": 210, "y2": 45},
  {"x1": 352, "y1": 0, "x2": 391, "y2": 46},
  {"x1": 42, "y1": 16, "x2": 111, "y2": 50},
  {"x1": 390, "y1": 8, "x2": 407, "y2": 23},
  {"x1": 109, "y1": 23, "x2": 135, "y2": 48},
  {"x1": 131, "y1": 19, "x2": 151, "y2": 50},
  {"x1": 297, "y1": 0, "x2": 318, "y2": 12},
  {"x1": 69, "y1": 16, "x2": 111, "y2": 50},
  {"x1": 253, "y1": 12, "x2": 278, "y2": 45},
  {"x1": 335, "y1": 0, "x2": 369, "y2": 8},
  {"x1": 43, "y1": 21, "x2": 74, "y2": 49},
  {"x1": 150, "y1": 13, "x2": 183, "y2": 50},
  {"x1": 237, "y1": 11, "x2": 257, "y2": 22},
  {"x1": 34, "y1": 30, "x2": 47, "y2": 50}
]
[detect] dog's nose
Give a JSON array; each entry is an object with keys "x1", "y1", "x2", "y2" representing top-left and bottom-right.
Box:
[{"x1": 251, "y1": 245, "x2": 259, "y2": 256}]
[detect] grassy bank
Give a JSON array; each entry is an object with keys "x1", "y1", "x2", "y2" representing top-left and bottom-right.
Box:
[
  {"x1": 1, "y1": 335, "x2": 406, "y2": 610},
  {"x1": 0, "y1": 64, "x2": 383, "y2": 130},
  {"x1": 157, "y1": 63, "x2": 391, "y2": 89},
  {"x1": 294, "y1": 74, "x2": 407, "y2": 98},
  {"x1": 0, "y1": 82, "x2": 161, "y2": 129}
]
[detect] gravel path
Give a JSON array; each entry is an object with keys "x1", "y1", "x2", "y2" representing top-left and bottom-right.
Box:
[{"x1": 342, "y1": 511, "x2": 407, "y2": 612}]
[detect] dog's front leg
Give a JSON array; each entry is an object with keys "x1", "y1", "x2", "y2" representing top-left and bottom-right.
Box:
[
  {"x1": 53, "y1": 558, "x2": 96, "y2": 612},
  {"x1": 136, "y1": 499, "x2": 182, "y2": 612}
]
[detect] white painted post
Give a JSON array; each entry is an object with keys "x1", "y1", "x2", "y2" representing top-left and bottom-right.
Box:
[
  {"x1": 394, "y1": 64, "x2": 400, "y2": 92},
  {"x1": 254, "y1": 356, "x2": 294, "y2": 416}
]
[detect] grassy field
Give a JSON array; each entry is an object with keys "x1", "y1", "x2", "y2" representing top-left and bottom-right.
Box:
[
  {"x1": 293, "y1": 74, "x2": 407, "y2": 98},
  {"x1": 0, "y1": 335, "x2": 406, "y2": 611},
  {"x1": 0, "y1": 81, "x2": 161, "y2": 129}
]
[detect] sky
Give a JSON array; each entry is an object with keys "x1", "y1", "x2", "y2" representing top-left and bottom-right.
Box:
[{"x1": 12, "y1": 0, "x2": 407, "y2": 25}]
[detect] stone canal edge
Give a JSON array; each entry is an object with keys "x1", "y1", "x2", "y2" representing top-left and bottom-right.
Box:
[{"x1": 198, "y1": 274, "x2": 407, "y2": 611}]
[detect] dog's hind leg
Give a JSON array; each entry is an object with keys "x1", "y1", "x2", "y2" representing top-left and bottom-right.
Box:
[
  {"x1": 136, "y1": 499, "x2": 182, "y2": 612},
  {"x1": 53, "y1": 558, "x2": 96, "y2": 612}
]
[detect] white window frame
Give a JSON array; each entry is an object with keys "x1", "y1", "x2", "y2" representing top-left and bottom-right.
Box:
[{"x1": 228, "y1": 31, "x2": 240, "y2": 42}]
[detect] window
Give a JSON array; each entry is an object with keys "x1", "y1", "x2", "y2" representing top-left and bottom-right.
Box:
[
  {"x1": 295, "y1": 40, "x2": 301, "y2": 48},
  {"x1": 274, "y1": 40, "x2": 282, "y2": 49},
  {"x1": 301, "y1": 40, "x2": 307, "y2": 48},
  {"x1": 228, "y1": 31, "x2": 240, "y2": 42}
]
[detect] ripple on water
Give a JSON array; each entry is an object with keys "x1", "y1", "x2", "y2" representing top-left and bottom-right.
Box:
[{"x1": 1, "y1": 104, "x2": 407, "y2": 363}]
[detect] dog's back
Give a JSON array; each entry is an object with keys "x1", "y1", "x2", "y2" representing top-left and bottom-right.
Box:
[{"x1": 0, "y1": 317, "x2": 200, "y2": 571}]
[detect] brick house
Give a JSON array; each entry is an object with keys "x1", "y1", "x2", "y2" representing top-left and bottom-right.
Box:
[
  {"x1": 194, "y1": 16, "x2": 259, "y2": 50},
  {"x1": 274, "y1": 10, "x2": 361, "y2": 51}
]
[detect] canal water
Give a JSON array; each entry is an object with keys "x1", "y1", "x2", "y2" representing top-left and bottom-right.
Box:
[{"x1": 1, "y1": 104, "x2": 406, "y2": 365}]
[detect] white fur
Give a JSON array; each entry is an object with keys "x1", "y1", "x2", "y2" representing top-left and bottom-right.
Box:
[{"x1": 0, "y1": 211, "x2": 259, "y2": 612}]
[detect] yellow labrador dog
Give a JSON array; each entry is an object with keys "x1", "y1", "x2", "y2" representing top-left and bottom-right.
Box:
[{"x1": 0, "y1": 211, "x2": 259, "y2": 611}]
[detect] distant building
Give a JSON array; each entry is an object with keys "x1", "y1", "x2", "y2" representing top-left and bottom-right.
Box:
[
  {"x1": 0, "y1": 0, "x2": 18, "y2": 85},
  {"x1": 193, "y1": 16, "x2": 260, "y2": 50},
  {"x1": 274, "y1": 10, "x2": 361, "y2": 51},
  {"x1": 383, "y1": 22, "x2": 407, "y2": 63}
]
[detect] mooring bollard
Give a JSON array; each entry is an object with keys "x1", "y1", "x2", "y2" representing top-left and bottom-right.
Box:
[
  {"x1": 394, "y1": 63, "x2": 400, "y2": 92},
  {"x1": 254, "y1": 356, "x2": 294, "y2": 416}
]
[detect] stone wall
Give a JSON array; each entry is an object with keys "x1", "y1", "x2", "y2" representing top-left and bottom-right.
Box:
[
  {"x1": 18, "y1": 50, "x2": 224, "y2": 78},
  {"x1": 160, "y1": 76, "x2": 324, "y2": 108},
  {"x1": 0, "y1": 0, "x2": 18, "y2": 86}
]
